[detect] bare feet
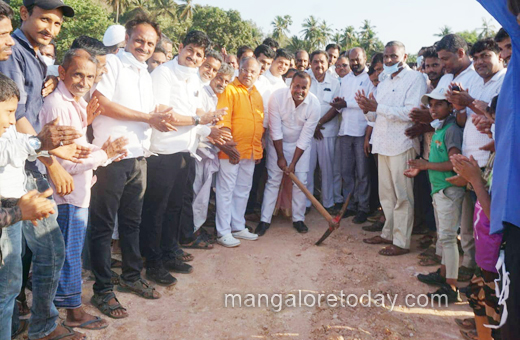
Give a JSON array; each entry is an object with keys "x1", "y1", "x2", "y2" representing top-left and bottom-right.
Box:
[
  {"x1": 37, "y1": 324, "x2": 86, "y2": 340},
  {"x1": 64, "y1": 307, "x2": 108, "y2": 330}
]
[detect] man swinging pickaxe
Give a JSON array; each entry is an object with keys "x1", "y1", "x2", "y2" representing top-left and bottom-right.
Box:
[{"x1": 287, "y1": 173, "x2": 352, "y2": 245}]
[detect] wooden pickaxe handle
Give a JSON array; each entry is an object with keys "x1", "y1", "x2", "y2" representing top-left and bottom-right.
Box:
[{"x1": 288, "y1": 172, "x2": 334, "y2": 224}]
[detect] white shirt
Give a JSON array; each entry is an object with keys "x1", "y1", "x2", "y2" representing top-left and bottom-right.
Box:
[
  {"x1": 200, "y1": 85, "x2": 218, "y2": 112},
  {"x1": 267, "y1": 87, "x2": 320, "y2": 172},
  {"x1": 338, "y1": 68, "x2": 374, "y2": 137},
  {"x1": 436, "y1": 63, "x2": 479, "y2": 94},
  {"x1": 0, "y1": 126, "x2": 37, "y2": 198},
  {"x1": 255, "y1": 69, "x2": 287, "y2": 127},
  {"x1": 327, "y1": 65, "x2": 338, "y2": 79},
  {"x1": 308, "y1": 70, "x2": 341, "y2": 138},
  {"x1": 93, "y1": 51, "x2": 155, "y2": 158},
  {"x1": 150, "y1": 57, "x2": 210, "y2": 156},
  {"x1": 371, "y1": 68, "x2": 427, "y2": 156},
  {"x1": 463, "y1": 68, "x2": 506, "y2": 167}
]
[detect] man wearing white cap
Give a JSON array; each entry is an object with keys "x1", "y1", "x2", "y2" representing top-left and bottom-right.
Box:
[{"x1": 103, "y1": 24, "x2": 126, "y2": 55}]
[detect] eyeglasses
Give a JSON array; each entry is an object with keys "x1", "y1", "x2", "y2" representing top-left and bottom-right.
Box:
[{"x1": 336, "y1": 64, "x2": 349, "y2": 68}]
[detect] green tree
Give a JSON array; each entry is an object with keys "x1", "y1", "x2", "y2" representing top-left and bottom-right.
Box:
[
  {"x1": 190, "y1": 6, "x2": 262, "y2": 52},
  {"x1": 271, "y1": 15, "x2": 292, "y2": 45},
  {"x1": 478, "y1": 17, "x2": 496, "y2": 39},
  {"x1": 358, "y1": 20, "x2": 383, "y2": 59},
  {"x1": 286, "y1": 35, "x2": 312, "y2": 52},
  {"x1": 457, "y1": 29, "x2": 479, "y2": 45},
  {"x1": 106, "y1": 0, "x2": 132, "y2": 23},
  {"x1": 435, "y1": 25, "x2": 454, "y2": 37},
  {"x1": 178, "y1": 0, "x2": 195, "y2": 21},
  {"x1": 11, "y1": 0, "x2": 112, "y2": 60},
  {"x1": 339, "y1": 25, "x2": 358, "y2": 50},
  {"x1": 151, "y1": 0, "x2": 178, "y2": 22}
]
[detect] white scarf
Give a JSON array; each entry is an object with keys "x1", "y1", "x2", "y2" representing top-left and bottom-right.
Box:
[{"x1": 118, "y1": 49, "x2": 148, "y2": 71}]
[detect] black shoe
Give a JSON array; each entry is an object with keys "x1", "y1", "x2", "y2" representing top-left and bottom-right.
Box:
[
  {"x1": 325, "y1": 206, "x2": 337, "y2": 215},
  {"x1": 353, "y1": 211, "x2": 368, "y2": 224},
  {"x1": 293, "y1": 221, "x2": 308, "y2": 233},
  {"x1": 164, "y1": 258, "x2": 193, "y2": 274},
  {"x1": 334, "y1": 203, "x2": 343, "y2": 211},
  {"x1": 428, "y1": 284, "x2": 462, "y2": 303},
  {"x1": 362, "y1": 220, "x2": 384, "y2": 232},
  {"x1": 343, "y1": 209, "x2": 357, "y2": 218},
  {"x1": 146, "y1": 267, "x2": 177, "y2": 286},
  {"x1": 417, "y1": 268, "x2": 446, "y2": 286},
  {"x1": 305, "y1": 207, "x2": 311, "y2": 215},
  {"x1": 255, "y1": 222, "x2": 270, "y2": 236}
]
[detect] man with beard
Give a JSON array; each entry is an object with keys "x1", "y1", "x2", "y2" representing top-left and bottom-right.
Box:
[
  {"x1": 329, "y1": 47, "x2": 374, "y2": 224},
  {"x1": 295, "y1": 49, "x2": 309, "y2": 71},
  {"x1": 495, "y1": 28, "x2": 512, "y2": 66},
  {"x1": 257, "y1": 71, "x2": 320, "y2": 235},
  {"x1": 254, "y1": 44, "x2": 275, "y2": 76},
  {"x1": 193, "y1": 63, "x2": 235, "y2": 235}
]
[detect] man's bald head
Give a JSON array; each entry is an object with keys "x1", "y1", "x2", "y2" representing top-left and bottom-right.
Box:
[
  {"x1": 238, "y1": 57, "x2": 260, "y2": 88},
  {"x1": 348, "y1": 47, "x2": 367, "y2": 75}
]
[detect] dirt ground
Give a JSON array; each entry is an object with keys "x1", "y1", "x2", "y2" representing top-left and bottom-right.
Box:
[{"x1": 18, "y1": 210, "x2": 473, "y2": 340}]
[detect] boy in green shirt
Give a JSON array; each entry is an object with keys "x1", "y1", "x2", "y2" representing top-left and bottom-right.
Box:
[{"x1": 404, "y1": 86, "x2": 465, "y2": 303}]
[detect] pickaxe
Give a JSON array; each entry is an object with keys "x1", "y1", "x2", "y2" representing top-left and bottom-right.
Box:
[{"x1": 287, "y1": 172, "x2": 352, "y2": 246}]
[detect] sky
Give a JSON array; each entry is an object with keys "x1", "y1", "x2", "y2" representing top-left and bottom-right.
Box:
[{"x1": 195, "y1": 0, "x2": 498, "y2": 54}]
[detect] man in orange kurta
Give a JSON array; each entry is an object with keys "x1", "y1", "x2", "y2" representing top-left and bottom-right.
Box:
[{"x1": 215, "y1": 57, "x2": 264, "y2": 247}]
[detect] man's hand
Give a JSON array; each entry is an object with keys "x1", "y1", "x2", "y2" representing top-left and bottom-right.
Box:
[
  {"x1": 330, "y1": 97, "x2": 346, "y2": 110},
  {"x1": 18, "y1": 189, "x2": 56, "y2": 226},
  {"x1": 364, "y1": 137, "x2": 372, "y2": 157},
  {"x1": 355, "y1": 90, "x2": 378, "y2": 113},
  {"x1": 409, "y1": 105, "x2": 433, "y2": 124},
  {"x1": 446, "y1": 174, "x2": 469, "y2": 187},
  {"x1": 450, "y1": 154, "x2": 482, "y2": 185},
  {"x1": 49, "y1": 143, "x2": 91, "y2": 163},
  {"x1": 201, "y1": 108, "x2": 228, "y2": 125},
  {"x1": 285, "y1": 162, "x2": 296, "y2": 175},
  {"x1": 405, "y1": 123, "x2": 434, "y2": 139},
  {"x1": 404, "y1": 168, "x2": 420, "y2": 178},
  {"x1": 480, "y1": 140, "x2": 495, "y2": 152},
  {"x1": 314, "y1": 124, "x2": 324, "y2": 140},
  {"x1": 87, "y1": 96, "x2": 102, "y2": 125},
  {"x1": 218, "y1": 141, "x2": 240, "y2": 164},
  {"x1": 149, "y1": 106, "x2": 177, "y2": 132},
  {"x1": 42, "y1": 76, "x2": 58, "y2": 97},
  {"x1": 207, "y1": 125, "x2": 232, "y2": 145},
  {"x1": 446, "y1": 83, "x2": 473, "y2": 110},
  {"x1": 472, "y1": 99, "x2": 489, "y2": 116},
  {"x1": 102, "y1": 136, "x2": 129, "y2": 161},
  {"x1": 472, "y1": 115, "x2": 493, "y2": 137},
  {"x1": 46, "y1": 160, "x2": 74, "y2": 196},
  {"x1": 38, "y1": 117, "x2": 82, "y2": 150},
  {"x1": 277, "y1": 157, "x2": 288, "y2": 172},
  {"x1": 408, "y1": 158, "x2": 429, "y2": 170}
]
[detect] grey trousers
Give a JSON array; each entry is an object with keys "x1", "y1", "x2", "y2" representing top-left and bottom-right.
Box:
[{"x1": 339, "y1": 135, "x2": 370, "y2": 213}]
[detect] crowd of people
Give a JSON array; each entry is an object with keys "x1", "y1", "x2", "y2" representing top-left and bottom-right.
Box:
[{"x1": 0, "y1": 0, "x2": 518, "y2": 339}]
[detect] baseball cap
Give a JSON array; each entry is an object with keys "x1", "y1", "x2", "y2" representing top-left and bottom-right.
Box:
[
  {"x1": 103, "y1": 25, "x2": 126, "y2": 47},
  {"x1": 421, "y1": 86, "x2": 448, "y2": 106},
  {"x1": 23, "y1": 0, "x2": 74, "y2": 18}
]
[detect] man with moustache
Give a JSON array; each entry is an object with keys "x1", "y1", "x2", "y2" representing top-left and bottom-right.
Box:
[
  {"x1": 198, "y1": 49, "x2": 223, "y2": 86},
  {"x1": 495, "y1": 28, "x2": 512, "y2": 66},
  {"x1": 90, "y1": 16, "x2": 172, "y2": 318},
  {"x1": 328, "y1": 47, "x2": 374, "y2": 223},
  {"x1": 295, "y1": 49, "x2": 309, "y2": 71},
  {"x1": 335, "y1": 55, "x2": 351, "y2": 82},
  {"x1": 147, "y1": 46, "x2": 167, "y2": 73},
  {"x1": 143, "y1": 31, "x2": 228, "y2": 284},
  {"x1": 326, "y1": 43, "x2": 341, "y2": 78},
  {"x1": 257, "y1": 71, "x2": 320, "y2": 235}
]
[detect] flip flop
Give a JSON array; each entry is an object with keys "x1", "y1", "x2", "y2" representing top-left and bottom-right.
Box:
[
  {"x1": 363, "y1": 236, "x2": 393, "y2": 244},
  {"x1": 181, "y1": 235, "x2": 214, "y2": 249},
  {"x1": 379, "y1": 245, "x2": 410, "y2": 256},
  {"x1": 63, "y1": 316, "x2": 108, "y2": 330},
  {"x1": 47, "y1": 325, "x2": 85, "y2": 340}
]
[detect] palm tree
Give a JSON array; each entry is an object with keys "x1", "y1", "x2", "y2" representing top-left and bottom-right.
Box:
[
  {"x1": 106, "y1": 0, "x2": 132, "y2": 23},
  {"x1": 478, "y1": 17, "x2": 496, "y2": 38},
  {"x1": 340, "y1": 25, "x2": 358, "y2": 50},
  {"x1": 331, "y1": 30, "x2": 342, "y2": 46},
  {"x1": 317, "y1": 20, "x2": 332, "y2": 48},
  {"x1": 287, "y1": 35, "x2": 312, "y2": 52},
  {"x1": 152, "y1": 0, "x2": 178, "y2": 21},
  {"x1": 178, "y1": 0, "x2": 195, "y2": 21},
  {"x1": 301, "y1": 15, "x2": 320, "y2": 49},
  {"x1": 435, "y1": 25, "x2": 453, "y2": 37},
  {"x1": 271, "y1": 15, "x2": 292, "y2": 43}
]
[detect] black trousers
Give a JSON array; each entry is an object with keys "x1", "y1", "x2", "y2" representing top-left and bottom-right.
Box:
[
  {"x1": 140, "y1": 153, "x2": 195, "y2": 269},
  {"x1": 414, "y1": 169, "x2": 436, "y2": 232},
  {"x1": 502, "y1": 223, "x2": 520, "y2": 340},
  {"x1": 90, "y1": 157, "x2": 147, "y2": 294}
]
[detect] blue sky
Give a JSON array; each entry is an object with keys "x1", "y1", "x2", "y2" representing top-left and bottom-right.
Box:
[{"x1": 196, "y1": 0, "x2": 498, "y2": 54}]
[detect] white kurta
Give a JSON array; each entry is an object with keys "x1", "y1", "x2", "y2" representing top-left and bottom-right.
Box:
[{"x1": 261, "y1": 88, "x2": 320, "y2": 223}]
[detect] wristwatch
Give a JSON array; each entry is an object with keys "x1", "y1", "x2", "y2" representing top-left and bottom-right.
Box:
[
  {"x1": 28, "y1": 136, "x2": 42, "y2": 152},
  {"x1": 193, "y1": 116, "x2": 200, "y2": 126}
]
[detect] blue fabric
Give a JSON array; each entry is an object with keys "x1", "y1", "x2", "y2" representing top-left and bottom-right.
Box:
[
  {"x1": 476, "y1": 0, "x2": 520, "y2": 234},
  {"x1": 0, "y1": 29, "x2": 46, "y2": 132},
  {"x1": 55, "y1": 205, "x2": 89, "y2": 309},
  {"x1": 0, "y1": 221, "x2": 23, "y2": 340},
  {"x1": 22, "y1": 171, "x2": 65, "y2": 339}
]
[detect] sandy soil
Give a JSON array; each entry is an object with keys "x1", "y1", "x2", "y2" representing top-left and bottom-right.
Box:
[{"x1": 18, "y1": 210, "x2": 473, "y2": 340}]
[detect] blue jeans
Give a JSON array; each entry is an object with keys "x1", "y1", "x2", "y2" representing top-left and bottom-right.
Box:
[
  {"x1": 0, "y1": 221, "x2": 23, "y2": 340},
  {"x1": 23, "y1": 170, "x2": 65, "y2": 339}
]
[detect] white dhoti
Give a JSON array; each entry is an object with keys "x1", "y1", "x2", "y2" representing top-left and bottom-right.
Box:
[
  {"x1": 192, "y1": 144, "x2": 220, "y2": 231},
  {"x1": 306, "y1": 136, "x2": 336, "y2": 209}
]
